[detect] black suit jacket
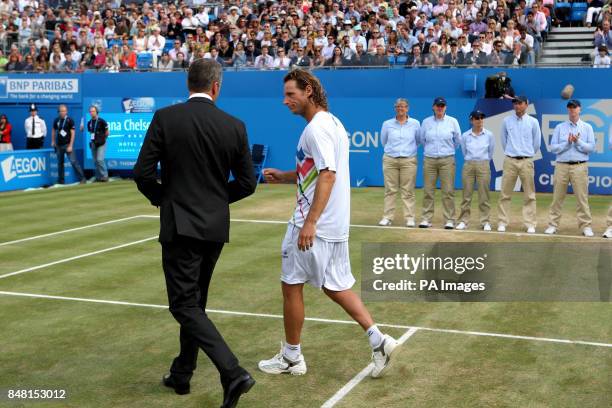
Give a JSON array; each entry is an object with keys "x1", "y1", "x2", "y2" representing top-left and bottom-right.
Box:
[{"x1": 133, "y1": 97, "x2": 256, "y2": 243}]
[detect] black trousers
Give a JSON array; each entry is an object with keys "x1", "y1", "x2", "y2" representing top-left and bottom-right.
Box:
[
  {"x1": 26, "y1": 137, "x2": 44, "y2": 149},
  {"x1": 161, "y1": 235, "x2": 244, "y2": 386}
]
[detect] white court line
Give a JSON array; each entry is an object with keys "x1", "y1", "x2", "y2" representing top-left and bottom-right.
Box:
[
  {"x1": 140, "y1": 216, "x2": 605, "y2": 241},
  {"x1": 0, "y1": 236, "x2": 158, "y2": 280},
  {"x1": 0, "y1": 216, "x2": 144, "y2": 247},
  {"x1": 321, "y1": 327, "x2": 419, "y2": 408},
  {"x1": 0, "y1": 290, "x2": 610, "y2": 349}
]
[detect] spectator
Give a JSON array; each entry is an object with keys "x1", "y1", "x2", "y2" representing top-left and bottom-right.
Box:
[
  {"x1": 133, "y1": 28, "x2": 148, "y2": 53},
  {"x1": 505, "y1": 41, "x2": 528, "y2": 65},
  {"x1": 443, "y1": 40, "x2": 464, "y2": 66},
  {"x1": 0, "y1": 114, "x2": 12, "y2": 152},
  {"x1": 370, "y1": 45, "x2": 389, "y2": 67},
  {"x1": 273, "y1": 47, "x2": 292, "y2": 69},
  {"x1": 367, "y1": 28, "x2": 385, "y2": 54},
  {"x1": 325, "y1": 46, "x2": 349, "y2": 66},
  {"x1": 530, "y1": 3, "x2": 547, "y2": 34},
  {"x1": 168, "y1": 39, "x2": 185, "y2": 61},
  {"x1": 405, "y1": 44, "x2": 424, "y2": 67},
  {"x1": 339, "y1": 35, "x2": 356, "y2": 60},
  {"x1": 469, "y1": 12, "x2": 488, "y2": 41},
  {"x1": 61, "y1": 52, "x2": 77, "y2": 72},
  {"x1": 517, "y1": 26, "x2": 535, "y2": 65},
  {"x1": 158, "y1": 52, "x2": 173, "y2": 72},
  {"x1": 423, "y1": 42, "x2": 444, "y2": 66},
  {"x1": 166, "y1": 14, "x2": 182, "y2": 40},
  {"x1": 218, "y1": 38, "x2": 234, "y2": 66},
  {"x1": 245, "y1": 41, "x2": 260, "y2": 66},
  {"x1": 312, "y1": 46, "x2": 326, "y2": 67},
  {"x1": 254, "y1": 45, "x2": 274, "y2": 69},
  {"x1": 25, "y1": 103, "x2": 46, "y2": 149},
  {"x1": 594, "y1": 21, "x2": 612, "y2": 50},
  {"x1": 291, "y1": 46, "x2": 311, "y2": 67},
  {"x1": 586, "y1": 0, "x2": 605, "y2": 27},
  {"x1": 352, "y1": 42, "x2": 370, "y2": 65},
  {"x1": 173, "y1": 51, "x2": 188, "y2": 70},
  {"x1": 350, "y1": 24, "x2": 368, "y2": 50},
  {"x1": 232, "y1": 43, "x2": 247, "y2": 68},
  {"x1": 488, "y1": 40, "x2": 506, "y2": 65},
  {"x1": 121, "y1": 44, "x2": 137, "y2": 70},
  {"x1": 464, "y1": 39, "x2": 488, "y2": 66},
  {"x1": 93, "y1": 46, "x2": 106, "y2": 69},
  {"x1": 593, "y1": 45, "x2": 610, "y2": 67},
  {"x1": 0, "y1": 50, "x2": 7, "y2": 70},
  {"x1": 21, "y1": 54, "x2": 34, "y2": 71},
  {"x1": 5, "y1": 54, "x2": 22, "y2": 71}
]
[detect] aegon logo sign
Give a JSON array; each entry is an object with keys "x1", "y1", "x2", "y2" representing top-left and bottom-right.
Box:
[
  {"x1": 348, "y1": 130, "x2": 380, "y2": 153},
  {"x1": 1, "y1": 155, "x2": 46, "y2": 182}
]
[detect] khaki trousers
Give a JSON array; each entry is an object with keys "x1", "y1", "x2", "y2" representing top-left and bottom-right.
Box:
[
  {"x1": 459, "y1": 160, "x2": 491, "y2": 226},
  {"x1": 497, "y1": 157, "x2": 537, "y2": 228},
  {"x1": 422, "y1": 156, "x2": 456, "y2": 223},
  {"x1": 607, "y1": 203, "x2": 612, "y2": 228},
  {"x1": 382, "y1": 155, "x2": 417, "y2": 222},
  {"x1": 548, "y1": 162, "x2": 592, "y2": 229}
]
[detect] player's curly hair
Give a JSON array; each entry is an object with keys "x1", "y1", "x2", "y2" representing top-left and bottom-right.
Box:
[{"x1": 284, "y1": 69, "x2": 328, "y2": 111}]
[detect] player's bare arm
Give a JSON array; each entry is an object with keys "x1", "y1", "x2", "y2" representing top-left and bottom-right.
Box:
[{"x1": 263, "y1": 168, "x2": 297, "y2": 183}]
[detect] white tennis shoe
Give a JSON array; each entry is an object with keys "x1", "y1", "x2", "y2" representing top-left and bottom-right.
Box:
[
  {"x1": 258, "y1": 344, "x2": 307, "y2": 376},
  {"x1": 371, "y1": 334, "x2": 399, "y2": 378}
]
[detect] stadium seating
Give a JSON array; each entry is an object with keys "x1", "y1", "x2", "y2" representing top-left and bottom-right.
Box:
[{"x1": 136, "y1": 53, "x2": 153, "y2": 70}]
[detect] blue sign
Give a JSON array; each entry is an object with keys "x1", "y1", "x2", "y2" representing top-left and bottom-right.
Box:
[
  {"x1": 0, "y1": 149, "x2": 78, "y2": 192},
  {"x1": 82, "y1": 97, "x2": 182, "y2": 170},
  {"x1": 0, "y1": 75, "x2": 80, "y2": 103}
]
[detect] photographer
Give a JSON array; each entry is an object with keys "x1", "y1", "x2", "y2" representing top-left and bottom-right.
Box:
[
  {"x1": 484, "y1": 71, "x2": 515, "y2": 99},
  {"x1": 86, "y1": 105, "x2": 109, "y2": 182}
]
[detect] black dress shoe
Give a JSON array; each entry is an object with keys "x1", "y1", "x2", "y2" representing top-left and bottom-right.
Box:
[
  {"x1": 162, "y1": 373, "x2": 190, "y2": 395},
  {"x1": 221, "y1": 373, "x2": 255, "y2": 408}
]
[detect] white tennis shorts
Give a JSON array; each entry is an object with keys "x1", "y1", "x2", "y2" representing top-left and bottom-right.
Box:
[{"x1": 281, "y1": 223, "x2": 355, "y2": 291}]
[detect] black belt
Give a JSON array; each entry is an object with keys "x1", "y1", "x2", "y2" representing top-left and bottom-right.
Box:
[
  {"x1": 507, "y1": 155, "x2": 532, "y2": 160},
  {"x1": 561, "y1": 161, "x2": 586, "y2": 165}
]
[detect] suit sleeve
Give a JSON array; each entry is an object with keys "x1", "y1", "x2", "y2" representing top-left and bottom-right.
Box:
[
  {"x1": 133, "y1": 111, "x2": 163, "y2": 206},
  {"x1": 227, "y1": 120, "x2": 257, "y2": 204}
]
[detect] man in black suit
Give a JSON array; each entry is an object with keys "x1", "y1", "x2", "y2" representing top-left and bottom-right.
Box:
[{"x1": 133, "y1": 59, "x2": 257, "y2": 408}]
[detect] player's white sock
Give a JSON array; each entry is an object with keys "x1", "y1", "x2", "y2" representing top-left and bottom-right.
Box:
[
  {"x1": 283, "y1": 342, "x2": 301, "y2": 361},
  {"x1": 366, "y1": 325, "x2": 384, "y2": 349}
]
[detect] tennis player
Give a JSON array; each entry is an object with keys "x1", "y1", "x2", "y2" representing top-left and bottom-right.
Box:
[{"x1": 259, "y1": 69, "x2": 398, "y2": 378}]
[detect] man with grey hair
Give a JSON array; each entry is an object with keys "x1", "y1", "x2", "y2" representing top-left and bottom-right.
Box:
[{"x1": 134, "y1": 59, "x2": 257, "y2": 408}]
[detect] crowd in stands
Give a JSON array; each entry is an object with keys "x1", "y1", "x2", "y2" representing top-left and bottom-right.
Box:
[{"x1": 0, "y1": 0, "x2": 609, "y2": 72}]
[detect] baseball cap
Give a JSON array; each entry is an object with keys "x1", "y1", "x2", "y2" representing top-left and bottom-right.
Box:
[
  {"x1": 470, "y1": 110, "x2": 486, "y2": 119},
  {"x1": 512, "y1": 95, "x2": 528, "y2": 104},
  {"x1": 566, "y1": 99, "x2": 581, "y2": 108},
  {"x1": 433, "y1": 97, "x2": 447, "y2": 106}
]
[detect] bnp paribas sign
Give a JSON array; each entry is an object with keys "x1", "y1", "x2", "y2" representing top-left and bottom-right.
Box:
[{"x1": 0, "y1": 76, "x2": 80, "y2": 102}]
